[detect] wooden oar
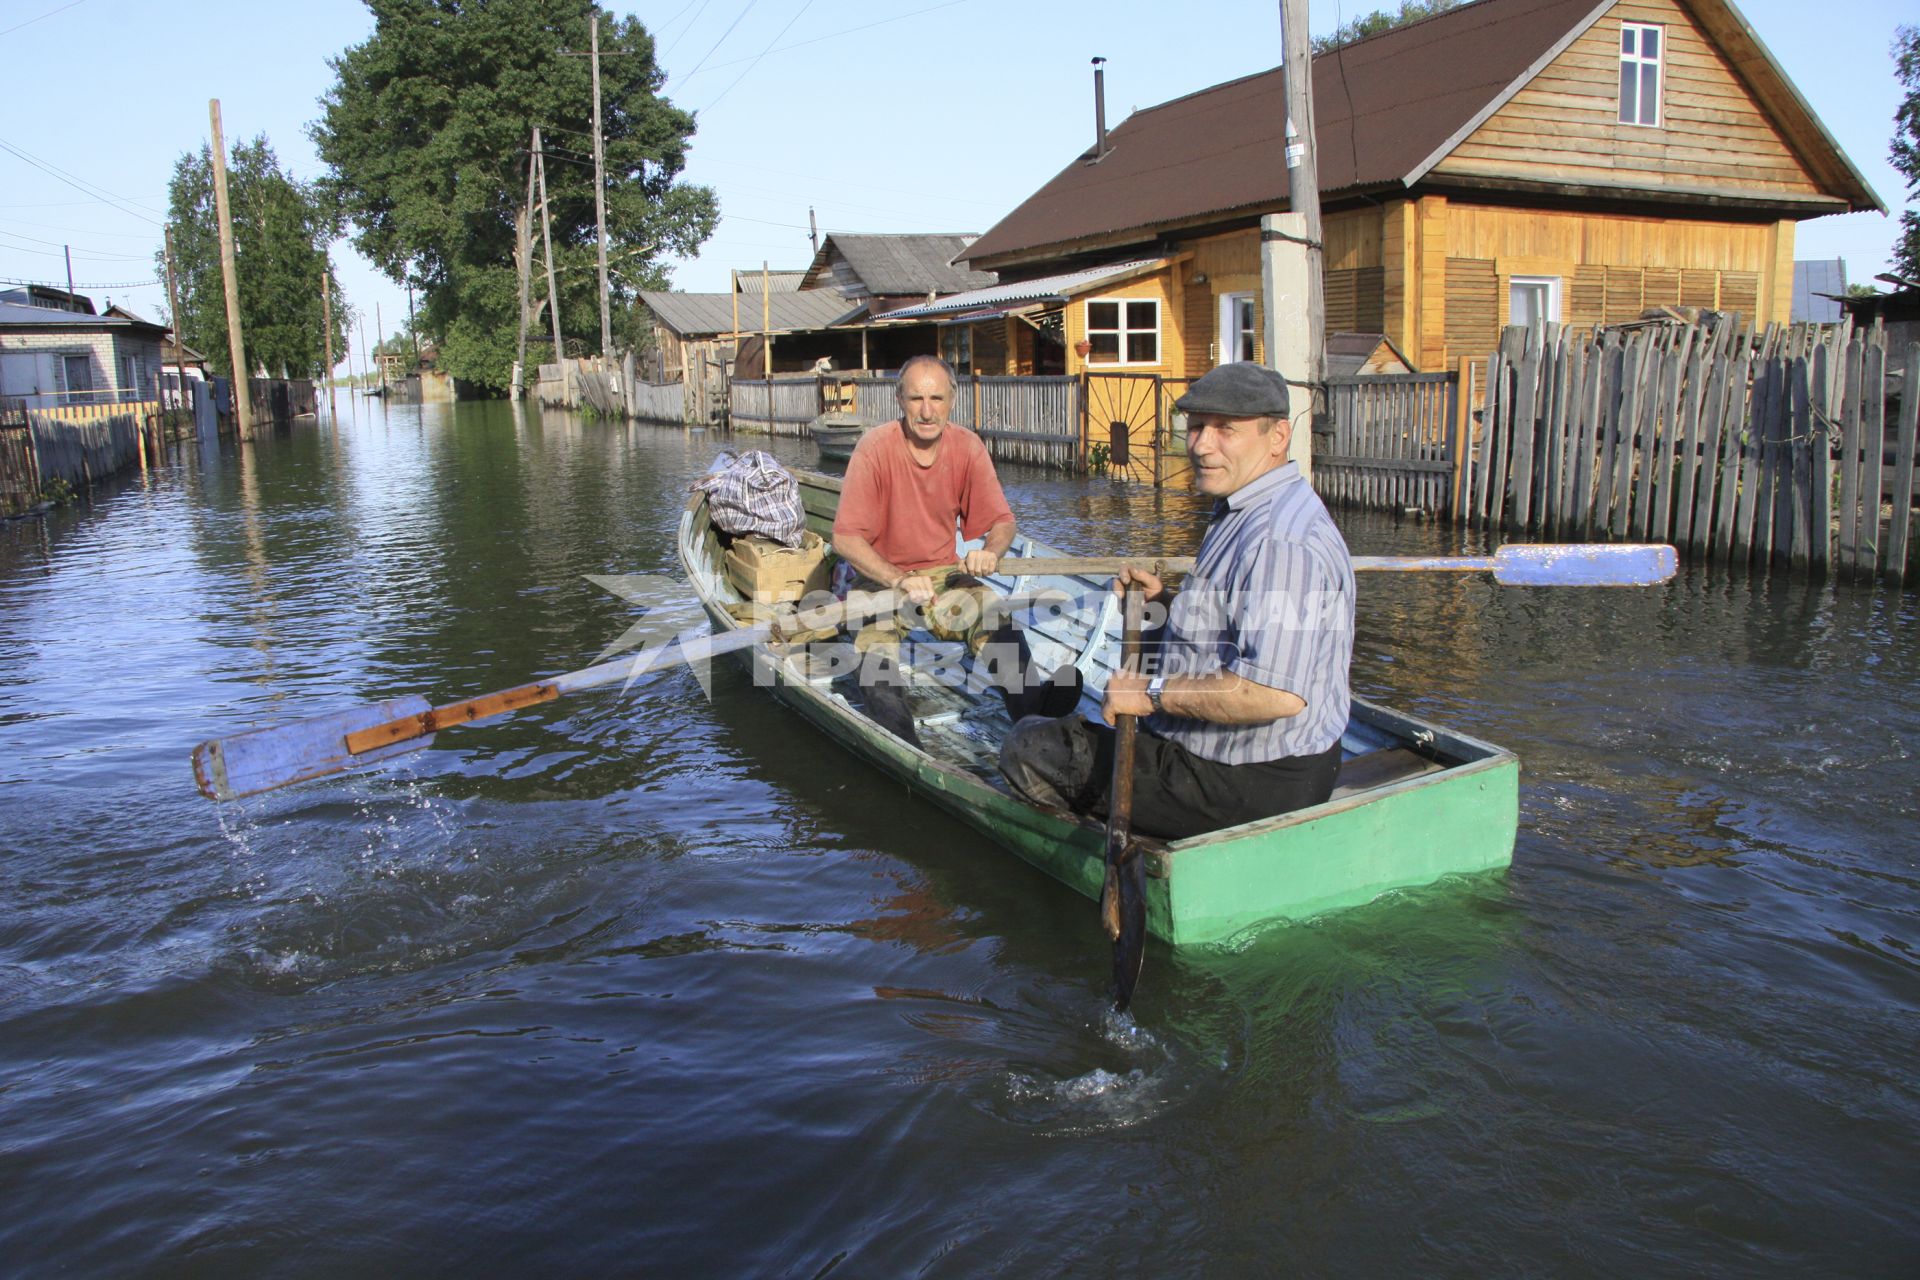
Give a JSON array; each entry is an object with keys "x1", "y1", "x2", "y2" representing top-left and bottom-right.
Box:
[
  {"x1": 999, "y1": 542, "x2": 1679, "y2": 587},
  {"x1": 191, "y1": 589, "x2": 906, "y2": 802},
  {"x1": 1100, "y1": 582, "x2": 1149, "y2": 1013}
]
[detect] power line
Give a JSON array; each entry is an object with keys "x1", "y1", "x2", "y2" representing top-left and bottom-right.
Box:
[
  {"x1": 671, "y1": 0, "x2": 759, "y2": 87},
  {"x1": 701, "y1": 0, "x2": 814, "y2": 115},
  {"x1": 0, "y1": 136, "x2": 164, "y2": 225},
  {"x1": 0, "y1": 0, "x2": 86, "y2": 40},
  {"x1": 1, "y1": 274, "x2": 160, "y2": 290},
  {"x1": 674, "y1": 0, "x2": 972, "y2": 79}
]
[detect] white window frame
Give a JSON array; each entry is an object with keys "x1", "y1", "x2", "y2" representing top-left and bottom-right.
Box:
[
  {"x1": 1083, "y1": 296, "x2": 1161, "y2": 367},
  {"x1": 1618, "y1": 22, "x2": 1663, "y2": 127},
  {"x1": 1508, "y1": 276, "x2": 1562, "y2": 328},
  {"x1": 1216, "y1": 292, "x2": 1257, "y2": 366}
]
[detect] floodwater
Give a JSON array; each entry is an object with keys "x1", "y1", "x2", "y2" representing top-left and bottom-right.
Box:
[{"x1": 1, "y1": 398, "x2": 1914, "y2": 1276}]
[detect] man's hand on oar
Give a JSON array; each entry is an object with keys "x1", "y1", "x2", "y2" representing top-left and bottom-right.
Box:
[{"x1": 1102, "y1": 582, "x2": 1149, "y2": 1013}]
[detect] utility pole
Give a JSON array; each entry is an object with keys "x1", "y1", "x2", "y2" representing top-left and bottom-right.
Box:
[
  {"x1": 358, "y1": 316, "x2": 370, "y2": 392},
  {"x1": 63, "y1": 246, "x2": 74, "y2": 299},
  {"x1": 162, "y1": 227, "x2": 190, "y2": 427},
  {"x1": 376, "y1": 301, "x2": 387, "y2": 393},
  {"x1": 534, "y1": 127, "x2": 566, "y2": 401},
  {"x1": 591, "y1": 13, "x2": 612, "y2": 359},
  {"x1": 208, "y1": 99, "x2": 253, "y2": 442},
  {"x1": 322, "y1": 263, "x2": 337, "y2": 420},
  {"x1": 1276, "y1": 0, "x2": 1324, "y2": 466},
  {"x1": 513, "y1": 129, "x2": 536, "y2": 401},
  {"x1": 406, "y1": 280, "x2": 418, "y2": 362}
]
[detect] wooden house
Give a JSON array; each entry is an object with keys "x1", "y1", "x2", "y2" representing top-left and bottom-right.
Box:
[{"x1": 957, "y1": 0, "x2": 1881, "y2": 381}]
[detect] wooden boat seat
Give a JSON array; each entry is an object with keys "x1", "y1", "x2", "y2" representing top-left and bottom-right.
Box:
[{"x1": 1330, "y1": 746, "x2": 1448, "y2": 798}]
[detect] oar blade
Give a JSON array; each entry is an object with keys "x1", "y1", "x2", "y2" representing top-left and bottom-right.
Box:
[
  {"x1": 1490, "y1": 543, "x2": 1678, "y2": 587},
  {"x1": 193, "y1": 695, "x2": 435, "y2": 802}
]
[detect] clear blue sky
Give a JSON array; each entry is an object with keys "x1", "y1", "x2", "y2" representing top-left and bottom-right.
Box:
[{"x1": 0, "y1": 0, "x2": 1909, "y2": 377}]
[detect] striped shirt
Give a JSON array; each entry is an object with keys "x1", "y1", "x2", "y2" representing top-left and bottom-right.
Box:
[{"x1": 1147, "y1": 461, "x2": 1354, "y2": 764}]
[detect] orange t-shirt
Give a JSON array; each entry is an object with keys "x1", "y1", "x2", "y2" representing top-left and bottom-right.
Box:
[{"x1": 832, "y1": 421, "x2": 1014, "y2": 571}]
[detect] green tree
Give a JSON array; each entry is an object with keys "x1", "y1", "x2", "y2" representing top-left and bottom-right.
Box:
[
  {"x1": 1892, "y1": 25, "x2": 1920, "y2": 280},
  {"x1": 1313, "y1": 0, "x2": 1463, "y2": 53},
  {"x1": 312, "y1": 0, "x2": 718, "y2": 392},
  {"x1": 159, "y1": 136, "x2": 349, "y2": 379}
]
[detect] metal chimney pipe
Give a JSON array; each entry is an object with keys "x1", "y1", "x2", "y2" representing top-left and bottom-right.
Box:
[{"x1": 1092, "y1": 57, "x2": 1108, "y2": 160}]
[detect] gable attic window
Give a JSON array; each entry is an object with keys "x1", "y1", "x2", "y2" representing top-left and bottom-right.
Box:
[
  {"x1": 1619, "y1": 23, "x2": 1663, "y2": 127},
  {"x1": 1085, "y1": 298, "x2": 1159, "y2": 365}
]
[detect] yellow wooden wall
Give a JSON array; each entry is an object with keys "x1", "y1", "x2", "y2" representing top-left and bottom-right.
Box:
[
  {"x1": 1383, "y1": 194, "x2": 1792, "y2": 369},
  {"x1": 1433, "y1": 0, "x2": 1823, "y2": 201},
  {"x1": 1064, "y1": 270, "x2": 1188, "y2": 377}
]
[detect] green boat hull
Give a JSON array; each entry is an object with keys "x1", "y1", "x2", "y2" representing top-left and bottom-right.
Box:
[{"x1": 682, "y1": 468, "x2": 1519, "y2": 946}]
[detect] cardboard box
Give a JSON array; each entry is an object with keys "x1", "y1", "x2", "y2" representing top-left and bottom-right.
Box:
[{"x1": 725, "y1": 530, "x2": 830, "y2": 602}]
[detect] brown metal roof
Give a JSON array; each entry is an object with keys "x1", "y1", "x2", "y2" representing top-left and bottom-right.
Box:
[
  {"x1": 966, "y1": 0, "x2": 1602, "y2": 266},
  {"x1": 964, "y1": 0, "x2": 1879, "y2": 268}
]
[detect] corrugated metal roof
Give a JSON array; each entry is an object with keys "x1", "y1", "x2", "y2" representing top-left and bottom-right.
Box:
[
  {"x1": 733, "y1": 269, "x2": 809, "y2": 294},
  {"x1": 801, "y1": 234, "x2": 997, "y2": 297},
  {"x1": 1792, "y1": 259, "x2": 1846, "y2": 323},
  {"x1": 872, "y1": 259, "x2": 1167, "y2": 321},
  {"x1": 639, "y1": 289, "x2": 853, "y2": 337},
  {"x1": 0, "y1": 301, "x2": 127, "y2": 328}
]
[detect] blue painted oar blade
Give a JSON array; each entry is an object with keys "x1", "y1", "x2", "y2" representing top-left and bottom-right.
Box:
[
  {"x1": 1491, "y1": 543, "x2": 1677, "y2": 587},
  {"x1": 193, "y1": 695, "x2": 435, "y2": 802}
]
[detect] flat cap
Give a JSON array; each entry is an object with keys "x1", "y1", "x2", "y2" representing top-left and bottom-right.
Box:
[{"x1": 1173, "y1": 361, "x2": 1290, "y2": 418}]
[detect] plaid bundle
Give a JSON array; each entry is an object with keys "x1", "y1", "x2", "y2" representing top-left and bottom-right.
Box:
[{"x1": 692, "y1": 451, "x2": 806, "y2": 547}]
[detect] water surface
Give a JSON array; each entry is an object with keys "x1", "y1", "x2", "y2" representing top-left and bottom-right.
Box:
[{"x1": 1, "y1": 399, "x2": 1913, "y2": 1276}]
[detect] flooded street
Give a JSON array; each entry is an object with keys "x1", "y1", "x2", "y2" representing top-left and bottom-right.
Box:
[{"x1": 1, "y1": 398, "x2": 1914, "y2": 1275}]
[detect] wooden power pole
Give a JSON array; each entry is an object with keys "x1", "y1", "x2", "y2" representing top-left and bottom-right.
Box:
[
  {"x1": 1277, "y1": 0, "x2": 1324, "y2": 458},
  {"x1": 513, "y1": 129, "x2": 536, "y2": 401},
  {"x1": 534, "y1": 127, "x2": 566, "y2": 401},
  {"x1": 162, "y1": 226, "x2": 190, "y2": 429},
  {"x1": 376, "y1": 301, "x2": 386, "y2": 393},
  {"x1": 322, "y1": 263, "x2": 337, "y2": 420},
  {"x1": 208, "y1": 99, "x2": 253, "y2": 441},
  {"x1": 591, "y1": 13, "x2": 612, "y2": 359}
]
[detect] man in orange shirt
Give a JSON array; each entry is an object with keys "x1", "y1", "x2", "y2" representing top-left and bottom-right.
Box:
[
  {"x1": 832, "y1": 354, "x2": 1016, "y2": 607},
  {"x1": 831, "y1": 356, "x2": 1023, "y2": 741}
]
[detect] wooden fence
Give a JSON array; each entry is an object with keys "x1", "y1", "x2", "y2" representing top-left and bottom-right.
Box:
[
  {"x1": 731, "y1": 374, "x2": 1082, "y2": 469},
  {"x1": 1316, "y1": 373, "x2": 1460, "y2": 514},
  {"x1": 1473, "y1": 318, "x2": 1918, "y2": 584}
]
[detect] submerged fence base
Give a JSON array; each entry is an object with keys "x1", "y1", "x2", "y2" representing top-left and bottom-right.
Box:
[{"x1": 1475, "y1": 317, "x2": 1917, "y2": 586}]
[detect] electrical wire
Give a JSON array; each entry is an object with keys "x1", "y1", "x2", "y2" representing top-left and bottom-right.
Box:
[
  {"x1": 0, "y1": 137, "x2": 164, "y2": 225},
  {"x1": 700, "y1": 0, "x2": 814, "y2": 115},
  {"x1": 0, "y1": 0, "x2": 86, "y2": 40},
  {"x1": 670, "y1": 0, "x2": 759, "y2": 87}
]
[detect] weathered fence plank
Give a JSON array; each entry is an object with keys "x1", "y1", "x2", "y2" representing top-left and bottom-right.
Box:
[{"x1": 1885, "y1": 342, "x2": 1919, "y2": 586}]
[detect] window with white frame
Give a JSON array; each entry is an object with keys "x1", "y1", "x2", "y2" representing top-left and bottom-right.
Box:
[
  {"x1": 1084, "y1": 297, "x2": 1159, "y2": 365},
  {"x1": 1509, "y1": 276, "x2": 1562, "y2": 328},
  {"x1": 1619, "y1": 23, "x2": 1662, "y2": 126},
  {"x1": 1217, "y1": 292, "x2": 1257, "y2": 365}
]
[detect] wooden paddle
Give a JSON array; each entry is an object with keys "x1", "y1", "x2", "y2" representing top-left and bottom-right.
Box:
[
  {"x1": 999, "y1": 542, "x2": 1679, "y2": 587},
  {"x1": 191, "y1": 588, "x2": 908, "y2": 802},
  {"x1": 1100, "y1": 582, "x2": 1149, "y2": 1013}
]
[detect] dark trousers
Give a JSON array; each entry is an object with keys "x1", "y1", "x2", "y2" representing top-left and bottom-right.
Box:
[{"x1": 999, "y1": 714, "x2": 1342, "y2": 841}]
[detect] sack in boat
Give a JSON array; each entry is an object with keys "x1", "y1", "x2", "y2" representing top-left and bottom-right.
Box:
[
  {"x1": 693, "y1": 451, "x2": 805, "y2": 546},
  {"x1": 726, "y1": 530, "x2": 830, "y2": 603}
]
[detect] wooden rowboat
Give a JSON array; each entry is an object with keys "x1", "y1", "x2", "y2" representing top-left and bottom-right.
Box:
[
  {"x1": 809, "y1": 413, "x2": 864, "y2": 460},
  {"x1": 679, "y1": 466, "x2": 1519, "y2": 946}
]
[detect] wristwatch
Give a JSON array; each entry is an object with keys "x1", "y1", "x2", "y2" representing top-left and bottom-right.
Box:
[{"x1": 1146, "y1": 675, "x2": 1166, "y2": 714}]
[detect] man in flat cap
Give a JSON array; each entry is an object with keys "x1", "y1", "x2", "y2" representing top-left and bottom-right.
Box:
[{"x1": 999, "y1": 362, "x2": 1354, "y2": 839}]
